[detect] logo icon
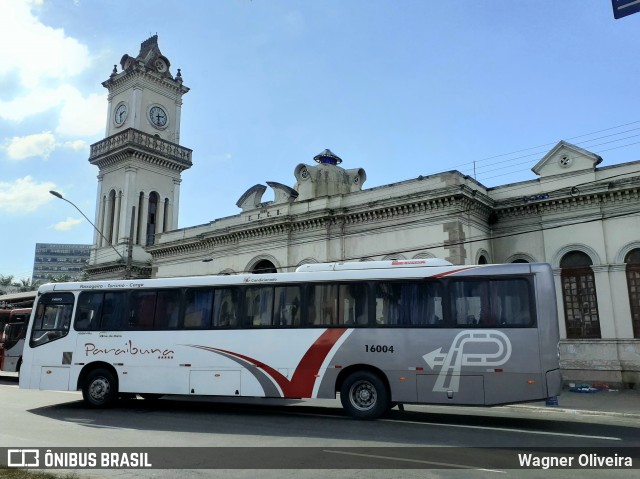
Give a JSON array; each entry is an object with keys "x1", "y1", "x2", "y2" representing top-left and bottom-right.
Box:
[
  {"x1": 7, "y1": 449, "x2": 40, "y2": 468},
  {"x1": 423, "y1": 330, "x2": 512, "y2": 392}
]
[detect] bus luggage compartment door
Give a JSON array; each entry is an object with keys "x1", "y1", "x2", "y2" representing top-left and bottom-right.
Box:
[
  {"x1": 416, "y1": 374, "x2": 484, "y2": 405},
  {"x1": 189, "y1": 370, "x2": 241, "y2": 396},
  {"x1": 40, "y1": 367, "x2": 71, "y2": 391}
]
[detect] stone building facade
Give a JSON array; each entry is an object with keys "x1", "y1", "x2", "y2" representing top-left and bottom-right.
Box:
[{"x1": 88, "y1": 37, "x2": 640, "y2": 387}]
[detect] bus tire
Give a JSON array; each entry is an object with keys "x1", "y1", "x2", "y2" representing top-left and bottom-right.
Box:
[
  {"x1": 340, "y1": 371, "x2": 390, "y2": 420},
  {"x1": 82, "y1": 368, "x2": 118, "y2": 408}
]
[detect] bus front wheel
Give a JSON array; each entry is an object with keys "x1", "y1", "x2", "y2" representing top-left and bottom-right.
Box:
[
  {"x1": 82, "y1": 368, "x2": 118, "y2": 408},
  {"x1": 340, "y1": 371, "x2": 390, "y2": 420}
]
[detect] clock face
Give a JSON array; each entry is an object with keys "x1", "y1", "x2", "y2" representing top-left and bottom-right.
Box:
[
  {"x1": 114, "y1": 103, "x2": 128, "y2": 126},
  {"x1": 149, "y1": 105, "x2": 168, "y2": 128}
]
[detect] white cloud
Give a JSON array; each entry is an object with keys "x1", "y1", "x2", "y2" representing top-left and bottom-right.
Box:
[
  {"x1": 63, "y1": 139, "x2": 89, "y2": 151},
  {"x1": 51, "y1": 216, "x2": 83, "y2": 231},
  {"x1": 0, "y1": 0, "x2": 103, "y2": 137},
  {"x1": 0, "y1": 85, "x2": 68, "y2": 122},
  {"x1": 0, "y1": 176, "x2": 55, "y2": 213},
  {"x1": 0, "y1": 0, "x2": 91, "y2": 89},
  {"x1": 56, "y1": 91, "x2": 106, "y2": 137},
  {"x1": 5, "y1": 132, "x2": 56, "y2": 160}
]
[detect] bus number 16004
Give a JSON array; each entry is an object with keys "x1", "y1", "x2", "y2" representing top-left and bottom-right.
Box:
[{"x1": 365, "y1": 345, "x2": 394, "y2": 353}]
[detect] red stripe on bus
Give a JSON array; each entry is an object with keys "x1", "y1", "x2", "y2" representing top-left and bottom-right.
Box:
[
  {"x1": 193, "y1": 328, "x2": 347, "y2": 398},
  {"x1": 287, "y1": 328, "x2": 346, "y2": 397},
  {"x1": 431, "y1": 267, "x2": 477, "y2": 278}
]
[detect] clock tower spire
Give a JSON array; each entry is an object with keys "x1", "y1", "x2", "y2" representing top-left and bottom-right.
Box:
[{"x1": 86, "y1": 35, "x2": 192, "y2": 279}]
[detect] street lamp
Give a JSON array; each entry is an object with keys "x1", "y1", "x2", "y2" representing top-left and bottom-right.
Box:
[{"x1": 49, "y1": 190, "x2": 126, "y2": 263}]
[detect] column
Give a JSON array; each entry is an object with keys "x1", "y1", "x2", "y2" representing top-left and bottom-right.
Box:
[
  {"x1": 156, "y1": 196, "x2": 165, "y2": 236},
  {"x1": 97, "y1": 196, "x2": 107, "y2": 247},
  {"x1": 118, "y1": 167, "x2": 137, "y2": 244},
  {"x1": 172, "y1": 178, "x2": 181, "y2": 229},
  {"x1": 93, "y1": 176, "x2": 104, "y2": 248},
  {"x1": 592, "y1": 265, "x2": 616, "y2": 339},
  {"x1": 139, "y1": 193, "x2": 150, "y2": 246},
  {"x1": 113, "y1": 191, "x2": 122, "y2": 244},
  {"x1": 174, "y1": 101, "x2": 182, "y2": 144},
  {"x1": 609, "y1": 264, "x2": 634, "y2": 338}
]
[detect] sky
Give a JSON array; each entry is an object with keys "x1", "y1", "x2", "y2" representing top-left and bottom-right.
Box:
[{"x1": 1, "y1": 0, "x2": 639, "y2": 281}]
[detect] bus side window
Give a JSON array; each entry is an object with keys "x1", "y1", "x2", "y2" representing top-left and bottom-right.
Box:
[
  {"x1": 274, "y1": 286, "x2": 301, "y2": 327},
  {"x1": 493, "y1": 279, "x2": 532, "y2": 326},
  {"x1": 184, "y1": 288, "x2": 213, "y2": 329},
  {"x1": 155, "y1": 289, "x2": 182, "y2": 329},
  {"x1": 101, "y1": 292, "x2": 129, "y2": 330},
  {"x1": 339, "y1": 283, "x2": 369, "y2": 325},
  {"x1": 450, "y1": 280, "x2": 489, "y2": 327},
  {"x1": 375, "y1": 282, "x2": 442, "y2": 326},
  {"x1": 129, "y1": 291, "x2": 156, "y2": 330},
  {"x1": 307, "y1": 284, "x2": 338, "y2": 326},
  {"x1": 244, "y1": 287, "x2": 274, "y2": 327},
  {"x1": 212, "y1": 289, "x2": 239, "y2": 328},
  {"x1": 75, "y1": 292, "x2": 103, "y2": 331}
]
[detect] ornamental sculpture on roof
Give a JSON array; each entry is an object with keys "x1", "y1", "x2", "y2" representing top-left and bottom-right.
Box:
[
  {"x1": 236, "y1": 149, "x2": 367, "y2": 211},
  {"x1": 118, "y1": 34, "x2": 175, "y2": 80}
]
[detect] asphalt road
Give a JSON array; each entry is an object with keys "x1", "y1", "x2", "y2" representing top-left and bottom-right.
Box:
[{"x1": 1, "y1": 373, "x2": 639, "y2": 479}]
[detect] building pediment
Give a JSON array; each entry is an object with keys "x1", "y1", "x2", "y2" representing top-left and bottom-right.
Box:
[{"x1": 532, "y1": 141, "x2": 603, "y2": 177}]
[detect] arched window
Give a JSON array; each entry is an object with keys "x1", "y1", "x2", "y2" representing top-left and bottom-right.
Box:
[
  {"x1": 560, "y1": 251, "x2": 600, "y2": 339},
  {"x1": 512, "y1": 259, "x2": 529, "y2": 264},
  {"x1": 478, "y1": 255, "x2": 488, "y2": 264},
  {"x1": 625, "y1": 249, "x2": 640, "y2": 338},
  {"x1": 146, "y1": 192, "x2": 159, "y2": 246},
  {"x1": 252, "y1": 260, "x2": 277, "y2": 274}
]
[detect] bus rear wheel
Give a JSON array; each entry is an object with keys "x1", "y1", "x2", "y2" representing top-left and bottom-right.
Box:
[
  {"x1": 82, "y1": 368, "x2": 118, "y2": 408},
  {"x1": 340, "y1": 371, "x2": 389, "y2": 420}
]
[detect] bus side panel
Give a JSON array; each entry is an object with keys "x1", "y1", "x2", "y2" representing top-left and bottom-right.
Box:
[
  {"x1": 531, "y1": 263, "x2": 562, "y2": 397},
  {"x1": 20, "y1": 337, "x2": 74, "y2": 391},
  {"x1": 322, "y1": 328, "x2": 547, "y2": 406}
]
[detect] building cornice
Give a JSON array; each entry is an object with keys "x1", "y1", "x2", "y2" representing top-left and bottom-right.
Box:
[
  {"x1": 492, "y1": 179, "x2": 640, "y2": 221},
  {"x1": 103, "y1": 68, "x2": 189, "y2": 96},
  {"x1": 148, "y1": 190, "x2": 491, "y2": 260}
]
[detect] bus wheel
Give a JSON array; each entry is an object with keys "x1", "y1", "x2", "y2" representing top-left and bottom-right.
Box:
[
  {"x1": 340, "y1": 371, "x2": 389, "y2": 420},
  {"x1": 82, "y1": 369, "x2": 118, "y2": 408}
]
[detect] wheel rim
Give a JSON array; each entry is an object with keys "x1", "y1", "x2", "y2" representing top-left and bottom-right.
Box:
[
  {"x1": 349, "y1": 380, "x2": 377, "y2": 411},
  {"x1": 89, "y1": 377, "x2": 110, "y2": 403}
]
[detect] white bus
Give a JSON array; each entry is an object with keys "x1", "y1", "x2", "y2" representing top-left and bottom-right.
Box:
[{"x1": 19, "y1": 260, "x2": 561, "y2": 419}]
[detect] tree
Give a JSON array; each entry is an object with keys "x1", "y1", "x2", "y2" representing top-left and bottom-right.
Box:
[
  {"x1": 12, "y1": 277, "x2": 38, "y2": 292},
  {"x1": 45, "y1": 274, "x2": 73, "y2": 283}
]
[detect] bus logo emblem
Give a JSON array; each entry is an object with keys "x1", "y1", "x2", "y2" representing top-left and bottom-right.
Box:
[{"x1": 422, "y1": 330, "x2": 512, "y2": 392}]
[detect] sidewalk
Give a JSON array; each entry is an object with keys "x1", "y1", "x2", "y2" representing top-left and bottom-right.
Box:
[{"x1": 508, "y1": 386, "x2": 640, "y2": 419}]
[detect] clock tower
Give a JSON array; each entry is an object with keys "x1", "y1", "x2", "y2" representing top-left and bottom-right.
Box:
[{"x1": 86, "y1": 35, "x2": 192, "y2": 279}]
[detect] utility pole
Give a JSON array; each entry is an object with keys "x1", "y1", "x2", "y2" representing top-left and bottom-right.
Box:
[{"x1": 49, "y1": 190, "x2": 127, "y2": 276}]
